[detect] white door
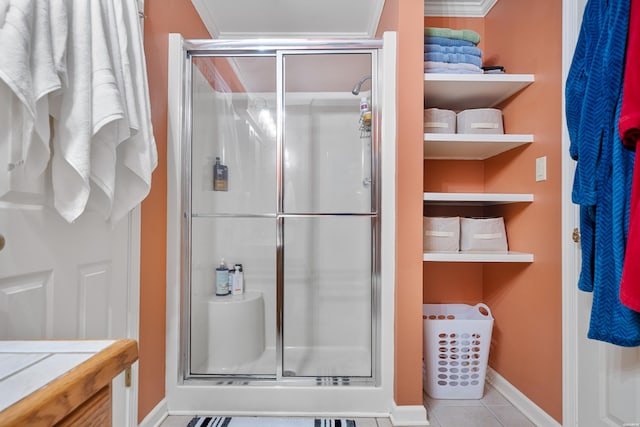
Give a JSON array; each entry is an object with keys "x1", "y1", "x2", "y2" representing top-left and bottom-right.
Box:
[
  {"x1": 0, "y1": 200, "x2": 137, "y2": 425},
  {"x1": 576, "y1": 292, "x2": 640, "y2": 426},
  {"x1": 564, "y1": 0, "x2": 640, "y2": 425}
]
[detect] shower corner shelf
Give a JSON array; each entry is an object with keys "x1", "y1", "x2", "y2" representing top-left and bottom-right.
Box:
[
  {"x1": 423, "y1": 251, "x2": 534, "y2": 263},
  {"x1": 423, "y1": 133, "x2": 533, "y2": 160}
]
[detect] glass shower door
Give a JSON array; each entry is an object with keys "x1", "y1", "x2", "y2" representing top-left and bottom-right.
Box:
[
  {"x1": 280, "y1": 52, "x2": 377, "y2": 378},
  {"x1": 184, "y1": 47, "x2": 379, "y2": 381},
  {"x1": 188, "y1": 55, "x2": 278, "y2": 377}
]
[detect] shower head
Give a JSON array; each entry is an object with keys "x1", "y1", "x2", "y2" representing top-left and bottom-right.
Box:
[{"x1": 352, "y1": 75, "x2": 372, "y2": 95}]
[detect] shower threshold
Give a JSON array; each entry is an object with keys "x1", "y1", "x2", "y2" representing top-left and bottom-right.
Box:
[{"x1": 190, "y1": 346, "x2": 372, "y2": 382}]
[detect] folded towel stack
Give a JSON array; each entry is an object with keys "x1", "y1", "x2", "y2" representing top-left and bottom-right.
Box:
[{"x1": 424, "y1": 28, "x2": 483, "y2": 74}]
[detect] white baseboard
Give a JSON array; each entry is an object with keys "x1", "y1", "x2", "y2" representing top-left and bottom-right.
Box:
[
  {"x1": 138, "y1": 398, "x2": 169, "y2": 427},
  {"x1": 389, "y1": 402, "x2": 428, "y2": 426},
  {"x1": 486, "y1": 368, "x2": 561, "y2": 427}
]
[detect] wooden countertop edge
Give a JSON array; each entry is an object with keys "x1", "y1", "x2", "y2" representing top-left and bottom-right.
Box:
[{"x1": 0, "y1": 339, "x2": 139, "y2": 427}]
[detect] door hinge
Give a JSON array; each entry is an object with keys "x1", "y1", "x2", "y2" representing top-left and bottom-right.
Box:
[
  {"x1": 125, "y1": 367, "x2": 132, "y2": 387},
  {"x1": 572, "y1": 227, "x2": 580, "y2": 243}
]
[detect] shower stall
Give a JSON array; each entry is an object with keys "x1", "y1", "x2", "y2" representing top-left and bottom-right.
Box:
[{"x1": 166, "y1": 34, "x2": 397, "y2": 416}]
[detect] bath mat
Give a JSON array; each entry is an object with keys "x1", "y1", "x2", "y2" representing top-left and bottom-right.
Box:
[{"x1": 187, "y1": 416, "x2": 357, "y2": 427}]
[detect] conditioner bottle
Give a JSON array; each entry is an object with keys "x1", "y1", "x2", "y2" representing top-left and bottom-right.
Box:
[{"x1": 213, "y1": 157, "x2": 228, "y2": 191}]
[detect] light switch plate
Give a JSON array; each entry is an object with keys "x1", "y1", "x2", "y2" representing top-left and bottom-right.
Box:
[{"x1": 536, "y1": 156, "x2": 547, "y2": 182}]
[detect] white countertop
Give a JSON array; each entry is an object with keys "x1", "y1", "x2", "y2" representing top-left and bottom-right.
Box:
[{"x1": 0, "y1": 340, "x2": 116, "y2": 413}]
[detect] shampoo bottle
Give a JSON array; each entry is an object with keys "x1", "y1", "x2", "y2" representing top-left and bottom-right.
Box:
[
  {"x1": 215, "y1": 259, "x2": 229, "y2": 295},
  {"x1": 360, "y1": 97, "x2": 369, "y2": 115},
  {"x1": 228, "y1": 266, "x2": 236, "y2": 294},
  {"x1": 232, "y1": 264, "x2": 244, "y2": 295},
  {"x1": 213, "y1": 157, "x2": 228, "y2": 191}
]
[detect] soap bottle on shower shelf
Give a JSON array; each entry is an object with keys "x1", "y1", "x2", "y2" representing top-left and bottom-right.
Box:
[
  {"x1": 213, "y1": 157, "x2": 228, "y2": 191},
  {"x1": 232, "y1": 264, "x2": 244, "y2": 295},
  {"x1": 215, "y1": 259, "x2": 230, "y2": 296},
  {"x1": 360, "y1": 97, "x2": 369, "y2": 116},
  {"x1": 359, "y1": 97, "x2": 371, "y2": 135}
]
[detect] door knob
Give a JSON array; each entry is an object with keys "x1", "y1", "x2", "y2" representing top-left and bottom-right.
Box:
[{"x1": 0, "y1": 234, "x2": 4, "y2": 251}]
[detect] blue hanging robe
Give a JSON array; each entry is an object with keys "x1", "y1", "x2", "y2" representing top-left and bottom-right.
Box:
[{"x1": 566, "y1": 0, "x2": 640, "y2": 346}]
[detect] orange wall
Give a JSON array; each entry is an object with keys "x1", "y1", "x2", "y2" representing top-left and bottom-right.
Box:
[
  {"x1": 377, "y1": 0, "x2": 425, "y2": 406},
  {"x1": 485, "y1": 1, "x2": 563, "y2": 422},
  {"x1": 140, "y1": 1, "x2": 210, "y2": 422},
  {"x1": 424, "y1": 4, "x2": 563, "y2": 422}
]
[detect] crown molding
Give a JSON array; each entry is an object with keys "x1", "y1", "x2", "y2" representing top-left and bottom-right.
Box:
[{"x1": 424, "y1": 0, "x2": 498, "y2": 17}]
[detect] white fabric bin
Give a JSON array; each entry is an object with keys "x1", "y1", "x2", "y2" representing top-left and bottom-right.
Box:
[
  {"x1": 457, "y1": 108, "x2": 504, "y2": 134},
  {"x1": 423, "y1": 216, "x2": 460, "y2": 252},
  {"x1": 460, "y1": 217, "x2": 508, "y2": 252},
  {"x1": 424, "y1": 108, "x2": 456, "y2": 134}
]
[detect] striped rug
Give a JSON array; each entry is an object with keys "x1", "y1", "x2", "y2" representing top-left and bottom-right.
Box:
[{"x1": 187, "y1": 417, "x2": 357, "y2": 427}]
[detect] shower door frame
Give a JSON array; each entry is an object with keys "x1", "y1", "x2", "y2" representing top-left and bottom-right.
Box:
[{"x1": 180, "y1": 39, "x2": 384, "y2": 386}]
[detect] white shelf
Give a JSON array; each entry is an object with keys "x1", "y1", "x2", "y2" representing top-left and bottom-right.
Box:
[
  {"x1": 424, "y1": 73, "x2": 535, "y2": 110},
  {"x1": 424, "y1": 133, "x2": 533, "y2": 159},
  {"x1": 423, "y1": 251, "x2": 534, "y2": 263},
  {"x1": 424, "y1": 192, "x2": 534, "y2": 205}
]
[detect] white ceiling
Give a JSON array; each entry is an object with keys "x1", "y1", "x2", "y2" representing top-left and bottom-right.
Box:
[{"x1": 191, "y1": 0, "x2": 387, "y2": 39}]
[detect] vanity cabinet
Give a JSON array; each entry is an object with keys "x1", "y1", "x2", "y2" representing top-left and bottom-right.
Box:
[
  {"x1": 423, "y1": 73, "x2": 535, "y2": 262},
  {"x1": 0, "y1": 339, "x2": 138, "y2": 427}
]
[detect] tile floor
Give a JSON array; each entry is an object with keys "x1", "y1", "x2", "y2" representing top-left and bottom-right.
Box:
[
  {"x1": 423, "y1": 384, "x2": 536, "y2": 427},
  {"x1": 158, "y1": 384, "x2": 535, "y2": 427}
]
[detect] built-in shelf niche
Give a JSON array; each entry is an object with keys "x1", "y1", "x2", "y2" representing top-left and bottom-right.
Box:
[
  {"x1": 423, "y1": 193, "x2": 534, "y2": 262},
  {"x1": 423, "y1": 74, "x2": 535, "y2": 263}
]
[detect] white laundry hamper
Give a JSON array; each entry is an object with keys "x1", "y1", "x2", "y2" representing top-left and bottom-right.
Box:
[{"x1": 423, "y1": 303, "x2": 494, "y2": 399}]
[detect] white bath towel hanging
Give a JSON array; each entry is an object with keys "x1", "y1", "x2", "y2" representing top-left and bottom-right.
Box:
[
  {"x1": 25, "y1": 0, "x2": 63, "y2": 180},
  {"x1": 48, "y1": 0, "x2": 67, "y2": 88},
  {"x1": 51, "y1": 0, "x2": 92, "y2": 222},
  {"x1": 110, "y1": 0, "x2": 157, "y2": 224},
  {"x1": 0, "y1": 84, "x2": 28, "y2": 199},
  {"x1": 112, "y1": 0, "x2": 139, "y2": 134},
  {"x1": 0, "y1": 0, "x2": 36, "y2": 199},
  {"x1": 47, "y1": 0, "x2": 67, "y2": 121},
  {"x1": 0, "y1": 0, "x2": 36, "y2": 118},
  {"x1": 1, "y1": 0, "x2": 156, "y2": 223},
  {"x1": 85, "y1": 0, "x2": 130, "y2": 219}
]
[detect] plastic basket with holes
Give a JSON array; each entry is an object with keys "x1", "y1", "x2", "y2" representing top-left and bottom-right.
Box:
[{"x1": 422, "y1": 303, "x2": 493, "y2": 399}]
